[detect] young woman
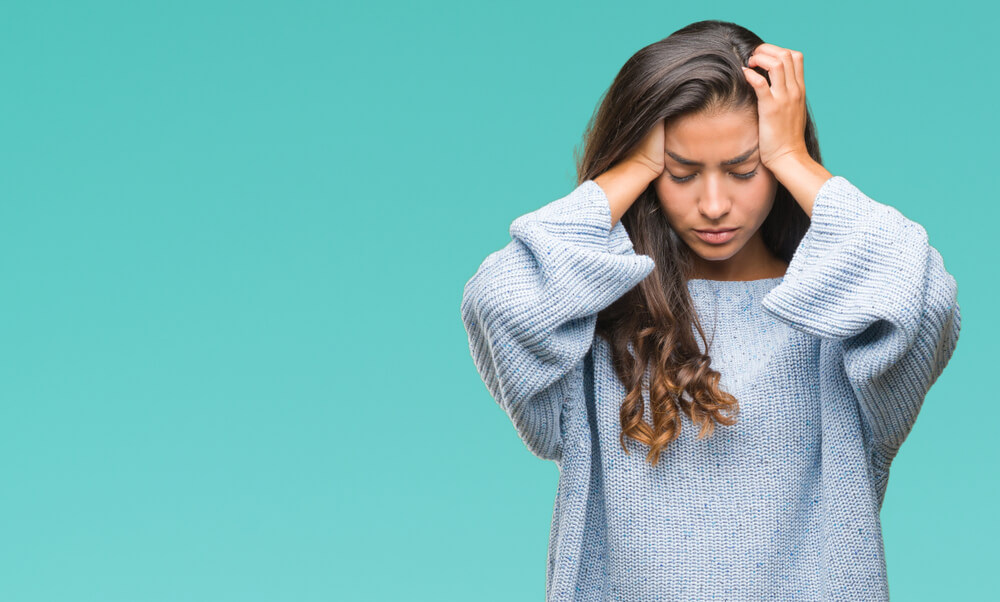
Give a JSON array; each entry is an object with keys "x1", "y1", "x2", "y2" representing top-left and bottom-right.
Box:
[{"x1": 459, "y1": 20, "x2": 961, "y2": 601}]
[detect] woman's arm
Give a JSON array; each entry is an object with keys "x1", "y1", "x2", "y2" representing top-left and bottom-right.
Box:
[
  {"x1": 460, "y1": 178, "x2": 655, "y2": 462},
  {"x1": 746, "y1": 45, "x2": 961, "y2": 476},
  {"x1": 766, "y1": 152, "x2": 833, "y2": 218},
  {"x1": 760, "y1": 175, "x2": 962, "y2": 478}
]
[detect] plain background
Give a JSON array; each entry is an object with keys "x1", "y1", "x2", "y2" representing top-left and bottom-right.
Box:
[{"x1": 2, "y1": 1, "x2": 996, "y2": 600}]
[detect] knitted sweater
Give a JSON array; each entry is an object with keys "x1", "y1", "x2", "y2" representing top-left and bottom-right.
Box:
[{"x1": 459, "y1": 175, "x2": 962, "y2": 601}]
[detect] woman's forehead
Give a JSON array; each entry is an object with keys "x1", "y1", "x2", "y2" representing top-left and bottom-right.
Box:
[{"x1": 664, "y1": 110, "x2": 758, "y2": 164}]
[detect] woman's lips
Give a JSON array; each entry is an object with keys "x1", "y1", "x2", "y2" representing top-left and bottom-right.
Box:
[{"x1": 693, "y1": 228, "x2": 738, "y2": 244}]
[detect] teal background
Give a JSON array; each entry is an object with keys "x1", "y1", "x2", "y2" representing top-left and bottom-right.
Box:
[{"x1": 2, "y1": 1, "x2": 994, "y2": 600}]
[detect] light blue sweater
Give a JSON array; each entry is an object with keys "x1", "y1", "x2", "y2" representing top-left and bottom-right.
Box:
[{"x1": 460, "y1": 175, "x2": 961, "y2": 600}]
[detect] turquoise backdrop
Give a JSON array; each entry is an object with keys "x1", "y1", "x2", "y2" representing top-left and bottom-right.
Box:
[{"x1": 2, "y1": 1, "x2": 995, "y2": 600}]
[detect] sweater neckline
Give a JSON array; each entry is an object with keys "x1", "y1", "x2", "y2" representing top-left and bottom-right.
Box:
[{"x1": 686, "y1": 276, "x2": 785, "y2": 286}]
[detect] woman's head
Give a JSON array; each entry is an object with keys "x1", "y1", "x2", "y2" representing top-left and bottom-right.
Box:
[
  {"x1": 580, "y1": 20, "x2": 821, "y2": 465},
  {"x1": 654, "y1": 106, "x2": 782, "y2": 280}
]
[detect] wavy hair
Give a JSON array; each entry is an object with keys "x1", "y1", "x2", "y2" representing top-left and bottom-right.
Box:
[{"x1": 577, "y1": 20, "x2": 823, "y2": 466}]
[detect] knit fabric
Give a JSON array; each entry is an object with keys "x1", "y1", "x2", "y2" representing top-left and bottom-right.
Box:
[{"x1": 460, "y1": 175, "x2": 961, "y2": 601}]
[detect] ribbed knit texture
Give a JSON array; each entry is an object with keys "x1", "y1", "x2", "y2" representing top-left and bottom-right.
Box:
[{"x1": 460, "y1": 175, "x2": 961, "y2": 601}]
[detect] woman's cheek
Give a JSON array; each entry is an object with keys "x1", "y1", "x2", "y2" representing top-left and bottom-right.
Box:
[{"x1": 653, "y1": 178, "x2": 685, "y2": 210}]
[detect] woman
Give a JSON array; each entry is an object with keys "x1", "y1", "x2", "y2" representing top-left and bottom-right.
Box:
[{"x1": 459, "y1": 19, "x2": 961, "y2": 601}]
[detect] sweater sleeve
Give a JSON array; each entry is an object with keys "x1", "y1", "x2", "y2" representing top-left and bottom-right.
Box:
[
  {"x1": 460, "y1": 180, "x2": 656, "y2": 462},
  {"x1": 761, "y1": 175, "x2": 962, "y2": 470}
]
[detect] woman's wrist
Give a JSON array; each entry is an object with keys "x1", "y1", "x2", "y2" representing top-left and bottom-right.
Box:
[
  {"x1": 767, "y1": 152, "x2": 833, "y2": 218},
  {"x1": 594, "y1": 161, "x2": 658, "y2": 228}
]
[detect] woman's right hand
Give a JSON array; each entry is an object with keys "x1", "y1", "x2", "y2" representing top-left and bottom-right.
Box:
[{"x1": 625, "y1": 117, "x2": 666, "y2": 180}]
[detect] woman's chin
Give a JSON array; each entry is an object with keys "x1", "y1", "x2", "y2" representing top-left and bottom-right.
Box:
[{"x1": 688, "y1": 239, "x2": 743, "y2": 261}]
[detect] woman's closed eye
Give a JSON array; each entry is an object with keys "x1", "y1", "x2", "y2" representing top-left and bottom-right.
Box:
[{"x1": 668, "y1": 168, "x2": 759, "y2": 183}]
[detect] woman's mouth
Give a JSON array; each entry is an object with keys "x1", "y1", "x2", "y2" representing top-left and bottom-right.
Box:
[{"x1": 693, "y1": 228, "x2": 738, "y2": 244}]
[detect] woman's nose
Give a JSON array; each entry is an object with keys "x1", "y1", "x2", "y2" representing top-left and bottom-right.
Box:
[{"x1": 698, "y1": 178, "x2": 732, "y2": 219}]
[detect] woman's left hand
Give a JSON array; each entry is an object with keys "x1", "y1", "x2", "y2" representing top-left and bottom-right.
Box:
[{"x1": 742, "y1": 43, "x2": 809, "y2": 170}]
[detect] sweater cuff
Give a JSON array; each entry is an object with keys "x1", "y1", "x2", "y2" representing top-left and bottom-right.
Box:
[
  {"x1": 509, "y1": 179, "x2": 640, "y2": 256},
  {"x1": 761, "y1": 175, "x2": 913, "y2": 339}
]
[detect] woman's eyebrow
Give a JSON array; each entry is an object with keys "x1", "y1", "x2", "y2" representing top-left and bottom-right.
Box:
[{"x1": 665, "y1": 145, "x2": 759, "y2": 166}]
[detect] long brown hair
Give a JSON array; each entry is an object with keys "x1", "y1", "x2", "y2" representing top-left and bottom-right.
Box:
[{"x1": 576, "y1": 20, "x2": 823, "y2": 466}]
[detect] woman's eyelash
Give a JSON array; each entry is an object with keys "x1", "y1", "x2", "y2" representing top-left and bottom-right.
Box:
[{"x1": 669, "y1": 169, "x2": 758, "y2": 183}]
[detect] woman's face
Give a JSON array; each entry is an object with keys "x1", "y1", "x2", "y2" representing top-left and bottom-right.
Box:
[{"x1": 652, "y1": 107, "x2": 782, "y2": 280}]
